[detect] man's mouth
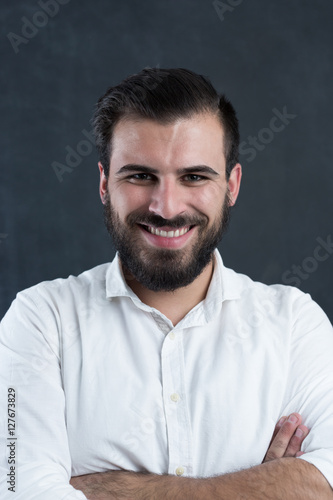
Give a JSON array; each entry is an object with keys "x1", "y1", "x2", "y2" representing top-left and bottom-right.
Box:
[{"x1": 140, "y1": 225, "x2": 192, "y2": 238}]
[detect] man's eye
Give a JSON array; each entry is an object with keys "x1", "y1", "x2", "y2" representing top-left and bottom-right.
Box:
[
  {"x1": 184, "y1": 174, "x2": 205, "y2": 182},
  {"x1": 130, "y1": 173, "x2": 153, "y2": 181}
]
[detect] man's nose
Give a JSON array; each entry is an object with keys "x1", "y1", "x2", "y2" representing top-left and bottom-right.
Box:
[{"x1": 148, "y1": 179, "x2": 187, "y2": 220}]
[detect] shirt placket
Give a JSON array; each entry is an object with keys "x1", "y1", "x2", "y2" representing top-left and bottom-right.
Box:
[{"x1": 161, "y1": 327, "x2": 193, "y2": 477}]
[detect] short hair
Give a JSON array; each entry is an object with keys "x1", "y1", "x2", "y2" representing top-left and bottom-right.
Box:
[{"x1": 92, "y1": 67, "x2": 239, "y2": 179}]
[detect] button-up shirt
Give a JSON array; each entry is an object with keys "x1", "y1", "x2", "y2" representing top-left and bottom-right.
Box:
[{"x1": 1, "y1": 250, "x2": 333, "y2": 499}]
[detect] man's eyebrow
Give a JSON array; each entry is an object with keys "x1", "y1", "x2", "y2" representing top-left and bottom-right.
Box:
[
  {"x1": 115, "y1": 165, "x2": 159, "y2": 176},
  {"x1": 177, "y1": 166, "x2": 220, "y2": 177},
  {"x1": 115, "y1": 164, "x2": 220, "y2": 177}
]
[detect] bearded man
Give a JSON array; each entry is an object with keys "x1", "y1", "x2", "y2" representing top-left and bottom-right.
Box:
[{"x1": 1, "y1": 68, "x2": 333, "y2": 499}]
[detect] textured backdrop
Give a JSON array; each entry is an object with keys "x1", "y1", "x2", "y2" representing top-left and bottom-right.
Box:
[{"x1": 1, "y1": 0, "x2": 332, "y2": 321}]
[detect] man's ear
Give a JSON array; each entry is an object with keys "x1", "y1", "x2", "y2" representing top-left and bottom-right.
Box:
[
  {"x1": 227, "y1": 163, "x2": 242, "y2": 206},
  {"x1": 99, "y1": 162, "x2": 108, "y2": 204}
]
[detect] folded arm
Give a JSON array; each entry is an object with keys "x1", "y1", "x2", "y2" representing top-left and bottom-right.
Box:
[
  {"x1": 71, "y1": 414, "x2": 332, "y2": 500},
  {"x1": 70, "y1": 458, "x2": 332, "y2": 500}
]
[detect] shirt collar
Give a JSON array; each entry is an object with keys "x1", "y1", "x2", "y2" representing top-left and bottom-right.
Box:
[{"x1": 105, "y1": 249, "x2": 243, "y2": 316}]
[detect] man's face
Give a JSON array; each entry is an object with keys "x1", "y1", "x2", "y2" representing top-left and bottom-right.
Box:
[{"x1": 99, "y1": 113, "x2": 241, "y2": 291}]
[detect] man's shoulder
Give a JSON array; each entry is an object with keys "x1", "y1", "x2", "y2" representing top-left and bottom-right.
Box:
[
  {"x1": 8, "y1": 262, "x2": 113, "y2": 317},
  {"x1": 220, "y1": 262, "x2": 327, "y2": 323},
  {"x1": 221, "y1": 262, "x2": 305, "y2": 301}
]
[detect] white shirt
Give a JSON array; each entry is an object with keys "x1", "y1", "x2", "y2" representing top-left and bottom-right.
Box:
[{"x1": 1, "y1": 250, "x2": 333, "y2": 499}]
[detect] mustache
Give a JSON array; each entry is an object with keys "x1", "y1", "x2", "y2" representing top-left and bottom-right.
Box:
[{"x1": 126, "y1": 211, "x2": 208, "y2": 229}]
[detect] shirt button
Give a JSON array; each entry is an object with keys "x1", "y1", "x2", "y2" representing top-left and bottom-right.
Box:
[
  {"x1": 170, "y1": 393, "x2": 180, "y2": 402},
  {"x1": 169, "y1": 332, "x2": 175, "y2": 340},
  {"x1": 175, "y1": 466, "x2": 185, "y2": 476}
]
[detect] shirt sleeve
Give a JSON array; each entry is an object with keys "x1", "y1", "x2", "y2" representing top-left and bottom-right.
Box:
[
  {"x1": 280, "y1": 289, "x2": 333, "y2": 488},
  {"x1": 0, "y1": 288, "x2": 88, "y2": 500}
]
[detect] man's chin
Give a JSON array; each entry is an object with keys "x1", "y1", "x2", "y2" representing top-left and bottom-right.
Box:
[{"x1": 119, "y1": 246, "x2": 214, "y2": 292}]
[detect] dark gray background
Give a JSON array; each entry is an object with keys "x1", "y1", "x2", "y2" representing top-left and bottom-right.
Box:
[{"x1": 1, "y1": 0, "x2": 332, "y2": 321}]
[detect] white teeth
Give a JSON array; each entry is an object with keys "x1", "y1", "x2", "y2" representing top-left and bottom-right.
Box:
[{"x1": 146, "y1": 226, "x2": 190, "y2": 238}]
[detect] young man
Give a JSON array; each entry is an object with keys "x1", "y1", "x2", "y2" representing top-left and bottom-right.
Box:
[{"x1": 1, "y1": 68, "x2": 333, "y2": 499}]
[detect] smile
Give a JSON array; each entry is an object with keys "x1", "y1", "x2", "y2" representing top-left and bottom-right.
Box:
[{"x1": 143, "y1": 225, "x2": 191, "y2": 238}]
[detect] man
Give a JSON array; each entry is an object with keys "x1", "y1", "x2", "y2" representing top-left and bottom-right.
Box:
[{"x1": 1, "y1": 68, "x2": 333, "y2": 499}]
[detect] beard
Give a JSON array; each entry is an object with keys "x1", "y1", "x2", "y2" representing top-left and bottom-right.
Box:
[{"x1": 103, "y1": 190, "x2": 232, "y2": 292}]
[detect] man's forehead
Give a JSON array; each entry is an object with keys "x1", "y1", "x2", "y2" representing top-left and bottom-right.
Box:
[{"x1": 109, "y1": 113, "x2": 225, "y2": 169}]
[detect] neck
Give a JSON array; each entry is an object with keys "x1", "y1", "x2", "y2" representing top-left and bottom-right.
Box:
[{"x1": 124, "y1": 258, "x2": 215, "y2": 326}]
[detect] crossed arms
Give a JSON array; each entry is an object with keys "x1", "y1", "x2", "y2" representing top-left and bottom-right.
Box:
[{"x1": 70, "y1": 414, "x2": 333, "y2": 499}]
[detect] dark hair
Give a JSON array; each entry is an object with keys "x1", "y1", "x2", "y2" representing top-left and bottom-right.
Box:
[{"x1": 92, "y1": 67, "x2": 239, "y2": 179}]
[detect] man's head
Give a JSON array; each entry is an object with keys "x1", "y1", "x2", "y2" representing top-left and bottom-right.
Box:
[{"x1": 94, "y1": 68, "x2": 242, "y2": 292}]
